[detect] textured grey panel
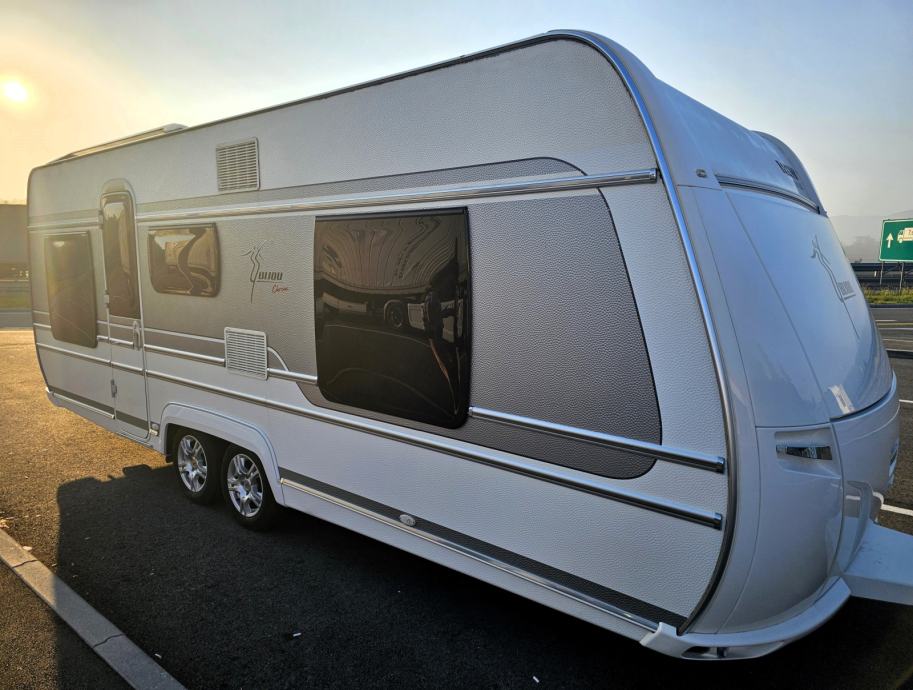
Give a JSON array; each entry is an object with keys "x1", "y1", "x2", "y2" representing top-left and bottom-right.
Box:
[
  {"x1": 139, "y1": 214, "x2": 316, "y2": 375},
  {"x1": 300, "y1": 193, "x2": 660, "y2": 479},
  {"x1": 137, "y1": 158, "x2": 577, "y2": 216},
  {"x1": 468, "y1": 195, "x2": 659, "y2": 440}
]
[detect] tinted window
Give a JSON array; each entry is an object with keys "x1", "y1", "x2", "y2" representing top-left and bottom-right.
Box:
[
  {"x1": 314, "y1": 210, "x2": 471, "y2": 427},
  {"x1": 148, "y1": 225, "x2": 220, "y2": 296},
  {"x1": 101, "y1": 193, "x2": 140, "y2": 318},
  {"x1": 44, "y1": 233, "x2": 97, "y2": 348}
]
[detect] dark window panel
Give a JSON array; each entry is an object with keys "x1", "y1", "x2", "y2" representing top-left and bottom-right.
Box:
[
  {"x1": 148, "y1": 225, "x2": 220, "y2": 297},
  {"x1": 44, "y1": 233, "x2": 97, "y2": 348},
  {"x1": 314, "y1": 210, "x2": 471, "y2": 428},
  {"x1": 101, "y1": 193, "x2": 140, "y2": 319}
]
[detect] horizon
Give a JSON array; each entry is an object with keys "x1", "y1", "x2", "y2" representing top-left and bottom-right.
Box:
[{"x1": 2, "y1": 1, "x2": 911, "y2": 218}]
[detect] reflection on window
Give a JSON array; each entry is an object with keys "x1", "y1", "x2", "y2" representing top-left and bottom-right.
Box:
[
  {"x1": 148, "y1": 225, "x2": 220, "y2": 297},
  {"x1": 45, "y1": 233, "x2": 97, "y2": 348},
  {"x1": 314, "y1": 210, "x2": 471, "y2": 428},
  {"x1": 101, "y1": 194, "x2": 140, "y2": 319}
]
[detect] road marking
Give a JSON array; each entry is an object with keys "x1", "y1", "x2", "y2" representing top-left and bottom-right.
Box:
[
  {"x1": 876, "y1": 319, "x2": 897, "y2": 323},
  {"x1": 0, "y1": 529, "x2": 185, "y2": 690},
  {"x1": 901, "y1": 399, "x2": 913, "y2": 405},
  {"x1": 883, "y1": 504, "x2": 913, "y2": 518}
]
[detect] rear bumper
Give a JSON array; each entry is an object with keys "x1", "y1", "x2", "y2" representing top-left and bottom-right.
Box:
[{"x1": 843, "y1": 521, "x2": 913, "y2": 605}]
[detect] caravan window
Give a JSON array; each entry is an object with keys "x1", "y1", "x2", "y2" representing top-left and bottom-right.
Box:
[
  {"x1": 101, "y1": 193, "x2": 140, "y2": 318},
  {"x1": 148, "y1": 225, "x2": 220, "y2": 296},
  {"x1": 44, "y1": 233, "x2": 97, "y2": 348},
  {"x1": 314, "y1": 210, "x2": 471, "y2": 428}
]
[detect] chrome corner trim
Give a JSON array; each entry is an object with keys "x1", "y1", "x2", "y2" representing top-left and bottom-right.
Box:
[
  {"x1": 267, "y1": 367, "x2": 318, "y2": 384},
  {"x1": 548, "y1": 30, "x2": 737, "y2": 633},
  {"x1": 469, "y1": 407, "x2": 725, "y2": 473},
  {"x1": 144, "y1": 342, "x2": 226, "y2": 366},
  {"x1": 146, "y1": 368, "x2": 721, "y2": 529},
  {"x1": 36, "y1": 342, "x2": 108, "y2": 366},
  {"x1": 135, "y1": 169, "x2": 657, "y2": 223},
  {"x1": 49, "y1": 391, "x2": 115, "y2": 420},
  {"x1": 715, "y1": 174, "x2": 820, "y2": 213},
  {"x1": 280, "y1": 476, "x2": 657, "y2": 632}
]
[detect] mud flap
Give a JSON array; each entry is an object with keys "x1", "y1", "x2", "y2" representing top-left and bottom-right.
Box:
[{"x1": 844, "y1": 522, "x2": 913, "y2": 605}]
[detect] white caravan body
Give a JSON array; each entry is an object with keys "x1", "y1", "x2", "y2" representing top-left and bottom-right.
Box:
[{"x1": 27, "y1": 31, "x2": 913, "y2": 658}]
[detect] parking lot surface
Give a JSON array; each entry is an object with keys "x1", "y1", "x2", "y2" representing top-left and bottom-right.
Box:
[{"x1": 1, "y1": 328, "x2": 913, "y2": 688}]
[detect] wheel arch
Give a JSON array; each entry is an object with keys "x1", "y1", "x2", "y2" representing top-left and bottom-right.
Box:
[{"x1": 159, "y1": 404, "x2": 284, "y2": 504}]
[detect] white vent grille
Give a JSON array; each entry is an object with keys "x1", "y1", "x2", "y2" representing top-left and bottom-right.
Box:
[
  {"x1": 224, "y1": 328, "x2": 267, "y2": 379},
  {"x1": 216, "y1": 139, "x2": 260, "y2": 192}
]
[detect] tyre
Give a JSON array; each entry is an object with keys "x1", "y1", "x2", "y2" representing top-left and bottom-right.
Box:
[
  {"x1": 173, "y1": 430, "x2": 224, "y2": 504},
  {"x1": 222, "y1": 446, "x2": 279, "y2": 530}
]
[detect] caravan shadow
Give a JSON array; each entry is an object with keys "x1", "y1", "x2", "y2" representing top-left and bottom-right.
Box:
[{"x1": 53, "y1": 463, "x2": 913, "y2": 688}]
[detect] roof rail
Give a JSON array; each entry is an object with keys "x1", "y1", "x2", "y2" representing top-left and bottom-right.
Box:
[{"x1": 52, "y1": 123, "x2": 187, "y2": 162}]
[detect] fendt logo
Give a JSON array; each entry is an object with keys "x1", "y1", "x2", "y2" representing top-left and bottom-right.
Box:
[
  {"x1": 242, "y1": 241, "x2": 288, "y2": 302},
  {"x1": 811, "y1": 235, "x2": 855, "y2": 302}
]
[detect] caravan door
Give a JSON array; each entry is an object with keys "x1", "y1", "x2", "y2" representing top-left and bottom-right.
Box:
[{"x1": 100, "y1": 192, "x2": 149, "y2": 438}]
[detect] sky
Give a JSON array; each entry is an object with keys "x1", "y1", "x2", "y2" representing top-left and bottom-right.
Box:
[{"x1": 1, "y1": 0, "x2": 911, "y2": 219}]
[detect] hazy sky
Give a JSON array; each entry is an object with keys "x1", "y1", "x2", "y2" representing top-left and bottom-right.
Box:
[{"x1": 1, "y1": 0, "x2": 911, "y2": 217}]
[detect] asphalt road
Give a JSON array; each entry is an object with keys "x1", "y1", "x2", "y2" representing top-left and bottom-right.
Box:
[
  {"x1": 1, "y1": 328, "x2": 913, "y2": 688},
  {"x1": 874, "y1": 305, "x2": 913, "y2": 353}
]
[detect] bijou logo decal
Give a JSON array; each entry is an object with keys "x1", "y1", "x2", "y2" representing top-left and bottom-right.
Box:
[
  {"x1": 242, "y1": 241, "x2": 289, "y2": 303},
  {"x1": 811, "y1": 235, "x2": 855, "y2": 302}
]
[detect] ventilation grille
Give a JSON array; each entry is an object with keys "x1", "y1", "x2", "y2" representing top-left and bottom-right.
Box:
[
  {"x1": 224, "y1": 328, "x2": 267, "y2": 379},
  {"x1": 216, "y1": 139, "x2": 260, "y2": 192}
]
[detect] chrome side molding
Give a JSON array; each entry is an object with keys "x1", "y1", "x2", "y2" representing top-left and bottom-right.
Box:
[
  {"x1": 135, "y1": 169, "x2": 658, "y2": 224},
  {"x1": 470, "y1": 406, "x2": 725, "y2": 473},
  {"x1": 146, "y1": 368, "x2": 723, "y2": 530}
]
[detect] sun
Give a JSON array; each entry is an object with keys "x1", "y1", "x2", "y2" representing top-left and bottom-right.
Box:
[{"x1": 2, "y1": 80, "x2": 28, "y2": 103}]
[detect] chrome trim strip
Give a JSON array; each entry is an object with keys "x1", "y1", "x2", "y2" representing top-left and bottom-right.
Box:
[
  {"x1": 28, "y1": 219, "x2": 98, "y2": 232},
  {"x1": 49, "y1": 390, "x2": 115, "y2": 420},
  {"x1": 112, "y1": 361, "x2": 144, "y2": 374},
  {"x1": 109, "y1": 337, "x2": 134, "y2": 348},
  {"x1": 144, "y1": 342, "x2": 225, "y2": 366},
  {"x1": 280, "y1": 476, "x2": 658, "y2": 631},
  {"x1": 135, "y1": 169, "x2": 657, "y2": 223},
  {"x1": 146, "y1": 368, "x2": 722, "y2": 529},
  {"x1": 267, "y1": 367, "x2": 318, "y2": 384},
  {"x1": 547, "y1": 30, "x2": 738, "y2": 633},
  {"x1": 34, "y1": 322, "x2": 51, "y2": 331},
  {"x1": 36, "y1": 342, "x2": 108, "y2": 366},
  {"x1": 469, "y1": 407, "x2": 725, "y2": 473},
  {"x1": 715, "y1": 174, "x2": 820, "y2": 212}
]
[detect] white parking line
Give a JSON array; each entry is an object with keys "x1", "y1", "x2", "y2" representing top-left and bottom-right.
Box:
[
  {"x1": 883, "y1": 504, "x2": 913, "y2": 518},
  {"x1": 0, "y1": 529, "x2": 184, "y2": 690},
  {"x1": 876, "y1": 319, "x2": 897, "y2": 323},
  {"x1": 900, "y1": 399, "x2": 913, "y2": 405}
]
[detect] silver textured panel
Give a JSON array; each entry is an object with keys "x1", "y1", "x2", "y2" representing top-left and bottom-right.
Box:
[
  {"x1": 216, "y1": 139, "x2": 259, "y2": 192},
  {"x1": 224, "y1": 327, "x2": 267, "y2": 379}
]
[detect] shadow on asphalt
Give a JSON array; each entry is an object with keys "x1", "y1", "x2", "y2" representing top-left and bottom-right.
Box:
[{"x1": 51, "y1": 462, "x2": 913, "y2": 689}]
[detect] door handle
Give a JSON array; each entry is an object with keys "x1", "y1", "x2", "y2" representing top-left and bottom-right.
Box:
[{"x1": 132, "y1": 322, "x2": 142, "y2": 350}]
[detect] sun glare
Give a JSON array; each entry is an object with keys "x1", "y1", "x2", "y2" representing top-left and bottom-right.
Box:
[{"x1": 2, "y1": 80, "x2": 28, "y2": 103}]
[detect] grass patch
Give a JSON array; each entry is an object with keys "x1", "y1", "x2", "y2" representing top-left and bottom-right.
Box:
[
  {"x1": 0, "y1": 291, "x2": 30, "y2": 310},
  {"x1": 863, "y1": 287, "x2": 913, "y2": 305}
]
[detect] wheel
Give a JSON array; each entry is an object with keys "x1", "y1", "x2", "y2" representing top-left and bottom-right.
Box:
[
  {"x1": 173, "y1": 431, "x2": 224, "y2": 504},
  {"x1": 222, "y1": 446, "x2": 278, "y2": 530}
]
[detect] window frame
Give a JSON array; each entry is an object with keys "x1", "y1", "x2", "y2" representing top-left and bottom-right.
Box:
[
  {"x1": 44, "y1": 232, "x2": 98, "y2": 348},
  {"x1": 100, "y1": 192, "x2": 141, "y2": 319},
  {"x1": 147, "y1": 224, "x2": 221, "y2": 297},
  {"x1": 313, "y1": 207, "x2": 472, "y2": 429}
]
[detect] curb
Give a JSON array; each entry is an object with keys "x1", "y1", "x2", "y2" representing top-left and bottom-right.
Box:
[
  {"x1": 869, "y1": 303, "x2": 913, "y2": 309},
  {"x1": 887, "y1": 349, "x2": 913, "y2": 360},
  {"x1": 0, "y1": 529, "x2": 184, "y2": 690}
]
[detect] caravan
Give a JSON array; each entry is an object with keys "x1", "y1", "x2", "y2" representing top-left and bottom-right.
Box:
[{"x1": 27, "y1": 30, "x2": 913, "y2": 658}]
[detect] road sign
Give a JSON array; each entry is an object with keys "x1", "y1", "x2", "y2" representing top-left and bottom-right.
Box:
[{"x1": 880, "y1": 219, "x2": 913, "y2": 262}]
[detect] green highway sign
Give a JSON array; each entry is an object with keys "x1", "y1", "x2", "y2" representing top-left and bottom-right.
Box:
[{"x1": 880, "y1": 219, "x2": 913, "y2": 262}]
